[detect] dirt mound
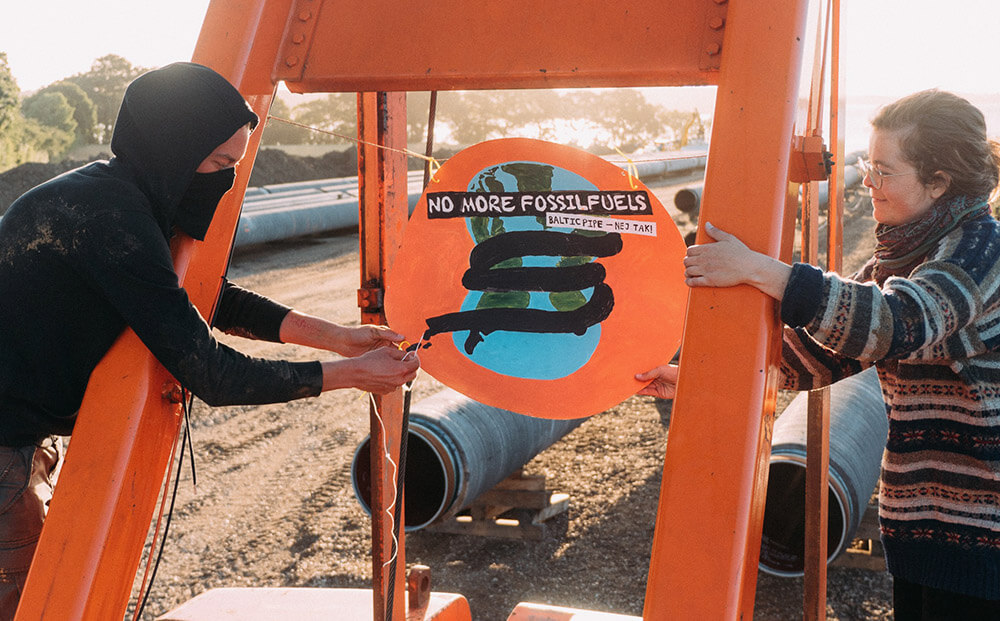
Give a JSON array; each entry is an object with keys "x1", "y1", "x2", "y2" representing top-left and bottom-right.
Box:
[
  {"x1": 248, "y1": 147, "x2": 360, "y2": 187},
  {"x1": 0, "y1": 160, "x2": 92, "y2": 214},
  {"x1": 0, "y1": 148, "x2": 369, "y2": 216}
]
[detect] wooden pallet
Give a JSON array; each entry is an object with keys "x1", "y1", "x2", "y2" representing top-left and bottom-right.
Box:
[
  {"x1": 831, "y1": 505, "x2": 885, "y2": 572},
  {"x1": 429, "y1": 470, "x2": 569, "y2": 541}
]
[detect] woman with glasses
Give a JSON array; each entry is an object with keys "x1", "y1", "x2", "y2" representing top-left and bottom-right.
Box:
[{"x1": 638, "y1": 90, "x2": 1000, "y2": 620}]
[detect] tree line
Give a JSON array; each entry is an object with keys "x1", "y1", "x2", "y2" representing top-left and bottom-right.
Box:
[
  {"x1": 266, "y1": 90, "x2": 704, "y2": 153},
  {"x1": 0, "y1": 53, "x2": 138, "y2": 171},
  {"x1": 1, "y1": 53, "x2": 707, "y2": 173}
]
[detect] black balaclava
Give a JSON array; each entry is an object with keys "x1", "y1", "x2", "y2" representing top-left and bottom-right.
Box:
[
  {"x1": 110, "y1": 62, "x2": 259, "y2": 240},
  {"x1": 174, "y1": 168, "x2": 238, "y2": 240}
]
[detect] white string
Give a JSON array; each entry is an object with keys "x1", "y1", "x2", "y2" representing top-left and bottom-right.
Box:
[
  {"x1": 369, "y1": 334, "x2": 425, "y2": 569},
  {"x1": 369, "y1": 392, "x2": 400, "y2": 569}
]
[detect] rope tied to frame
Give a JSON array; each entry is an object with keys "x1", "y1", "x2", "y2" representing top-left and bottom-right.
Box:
[{"x1": 266, "y1": 115, "x2": 442, "y2": 183}]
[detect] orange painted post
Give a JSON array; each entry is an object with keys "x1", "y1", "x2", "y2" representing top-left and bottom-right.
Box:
[
  {"x1": 14, "y1": 1, "x2": 286, "y2": 619},
  {"x1": 828, "y1": 0, "x2": 846, "y2": 277},
  {"x1": 801, "y1": 2, "x2": 834, "y2": 617},
  {"x1": 642, "y1": 1, "x2": 811, "y2": 619},
  {"x1": 804, "y1": 388, "x2": 832, "y2": 620},
  {"x1": 803, "y1": 169, "x2": 831, "y2": 621},
  {"x1": 357, "y1": 91, "x2": 410, "y2": 621},
  {"x1": 805, "y1": 6, "x2": 846, "y2": 613},
  {"x1": 801, "y1": 147, "x2": 831, "y2": 621}
]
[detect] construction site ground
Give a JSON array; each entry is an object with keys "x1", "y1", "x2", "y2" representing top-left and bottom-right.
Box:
[{"x1": 115, "y1": 171, "x2": 891, "y2": 620}]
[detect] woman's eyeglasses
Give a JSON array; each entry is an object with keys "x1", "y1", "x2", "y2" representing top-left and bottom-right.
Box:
[{"x1": 857, "y1": 157, "x2": 918, "y2": 190}]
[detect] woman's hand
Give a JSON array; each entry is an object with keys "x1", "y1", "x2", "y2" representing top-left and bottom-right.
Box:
[
  {"x1": 683, "y1": 222, "x2": 792, "y2": 300},
  {"x1": 279, "y1": 310, "x2": 406, "y2": 357},
  {"x1": 684, "y1": 222, "x2": 757, "y2": 287},
  {"x1": 321, "y1": 347, "x2": 420, "y2": 394},
  {"x1": 635, "y1": 364, "x2": 679, "y2": 399},
  {"x1": 336, "y1": 324, "x2": 407, "y2": 358}
]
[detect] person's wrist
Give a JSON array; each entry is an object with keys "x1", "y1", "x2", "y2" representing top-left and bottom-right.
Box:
[
  {"x1": 747, "y1": 253, "x2": 790, "y2": 300},
  {"x1": 747, "y1": 252, "x2": 773, "y2": 287},
  {"x1": 320, "y1": 358, "x2": 355, "y2": 391}
]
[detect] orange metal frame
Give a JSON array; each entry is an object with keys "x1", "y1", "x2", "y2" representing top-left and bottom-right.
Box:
[{"x1": 15, "y1": 0, "x2": 826, "y2": 619}]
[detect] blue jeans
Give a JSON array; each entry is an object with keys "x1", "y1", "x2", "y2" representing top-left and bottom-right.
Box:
[
  {"x1": 894, "y1": 576, "x2": 1000, "y2": 620},
  {"x1": 0, "y1": 438, "x2": 62, "y2": 621}
]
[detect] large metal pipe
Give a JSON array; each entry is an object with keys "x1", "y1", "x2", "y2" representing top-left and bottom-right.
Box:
[
  {"x1": 631, "y1": 153, "x2": 707, "y2": 179},
  {"x1": 674, "y1": 185, "x2": 702, "y2": 213},
  {"x1": 758, "y1": 367, "x2": 887, "y2": 577},
  {"x1": 674, "y1": 162, "x2": 862, "y2": 214},
  {"x1": 0, "y1": 153, "x2": 708, "y2": 235},
  {"x1": 234, "y1": 179, "x2": 423, "y2": 247},
  {"x1": 351, "y1": 388, "x2": 586, "y2": 531}
]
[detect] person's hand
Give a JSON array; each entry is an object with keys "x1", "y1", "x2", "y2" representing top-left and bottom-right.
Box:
[
  {"x1": 683, "y1": 222, "x2": 757, "y2": 288},
  {"x1": 279, "y1": 311, "x2": 409, "y2": 357},
  {"x1": 683, "y1": 223, "x2": 792, "y2": 300},
  {"x1": 322, "y1": 346, "x2": 420, "y2": 395},
  {"x1": 337, "y1": 324, "x2": 406, "y2": 357},
  {"x1": 635, "y1": 364, "x2": 679, "y2": 399}
]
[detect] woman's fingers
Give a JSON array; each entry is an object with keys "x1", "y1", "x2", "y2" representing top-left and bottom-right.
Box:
[
  {"x1": 703, "y1": 221, "x2": 734, "y2": 241},
  {"x1": 680, "y1": 222, "x2": 754, "y2": 288}
]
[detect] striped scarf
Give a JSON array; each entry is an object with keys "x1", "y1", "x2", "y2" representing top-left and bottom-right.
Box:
[{"x1": 857, "y1": 193, "x2": 991, "y2": 286}]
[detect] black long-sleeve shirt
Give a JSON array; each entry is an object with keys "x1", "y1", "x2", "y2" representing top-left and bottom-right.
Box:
[
  {"x1": 0, "y1": 64, "x2": 323, "y2": 443},
  {"x1": 0, "y1": 160, "x2": 322, "y2": 441}
]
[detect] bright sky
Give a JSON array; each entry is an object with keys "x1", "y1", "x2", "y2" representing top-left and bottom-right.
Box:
[{"x1": 1, "y1": 0, "x2": 997, "y2": 98}]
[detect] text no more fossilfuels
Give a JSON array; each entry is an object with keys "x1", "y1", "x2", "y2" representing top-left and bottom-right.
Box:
[{"x1": 426, "y1": 190, "x2": 653, "y2": 219}]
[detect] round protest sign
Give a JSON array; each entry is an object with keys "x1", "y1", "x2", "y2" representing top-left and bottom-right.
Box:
[{"x1": 386, "y1": 138, "x2": 686, "y2": 419}]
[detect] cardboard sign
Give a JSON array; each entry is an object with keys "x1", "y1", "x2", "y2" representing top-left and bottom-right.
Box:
[{"x1": 386, "y1": 138, "x2": 686, "y2": 419}]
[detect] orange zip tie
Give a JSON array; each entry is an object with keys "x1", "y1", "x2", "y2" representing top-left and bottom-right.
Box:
[{"x1": 612, "y1": 146, "x2": 640, "y2": 189}]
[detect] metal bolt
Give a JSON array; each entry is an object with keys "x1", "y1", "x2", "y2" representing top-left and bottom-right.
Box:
[
  {"x1": 709, "y1": 17, "x2": 725, "y2": 30},
  {"x1": 298, "y1": 9, "x2": 312, "y2": 21},
  {"x1": 285, "y1": 55, "x2": 300, "y2": 67},
  {"x1": 706, "y1": 43, "x2": 721, "y2": 56},
  {"x1": 357, "y1": 286, "x2": 384, "y2": 310},
  {"x1": 292, "y1": 33, "x2": 305, "y2": 44},
  {"x1": 358, "y1": 290, "x2": 373, "y2": 308}
]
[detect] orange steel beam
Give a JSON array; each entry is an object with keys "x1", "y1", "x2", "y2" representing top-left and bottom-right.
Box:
[
  {"x1": 275, "y1": 0, "x2": 727, "y2": 92},
  {"x1": 14, "y1": 1, "x2": 291, "y2": 618},
  {"x1": 643, "y1": 1, "x2": 810, "y2": 619},
  {"x1": 828, "y1": 0, "x2": 846, "y2": 277},
  {"x1": 357, "y1": 91, "x2": 410, "y2": 621},
  {"x1": 802, "y1": 2, "x2": 833, "y2": 618}
]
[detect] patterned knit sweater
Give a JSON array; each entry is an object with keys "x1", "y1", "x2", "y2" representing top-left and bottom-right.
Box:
[{"x1": 779, "y1": 211, "x2": 1000, "y2": 599}]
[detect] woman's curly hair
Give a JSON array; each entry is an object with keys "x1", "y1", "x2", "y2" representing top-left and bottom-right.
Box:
[{"x1": 872, "y1": 90, "x2": 1000, "y2": 202}]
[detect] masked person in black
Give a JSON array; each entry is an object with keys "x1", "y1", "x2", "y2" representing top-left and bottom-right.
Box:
[{"x1": 0, "y1": 62, "x2": 418, "y2": 616}]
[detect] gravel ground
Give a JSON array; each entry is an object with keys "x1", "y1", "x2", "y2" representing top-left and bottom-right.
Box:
[{"x1": 112, "y1": 174, "x2": 892, "y2": 620}]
